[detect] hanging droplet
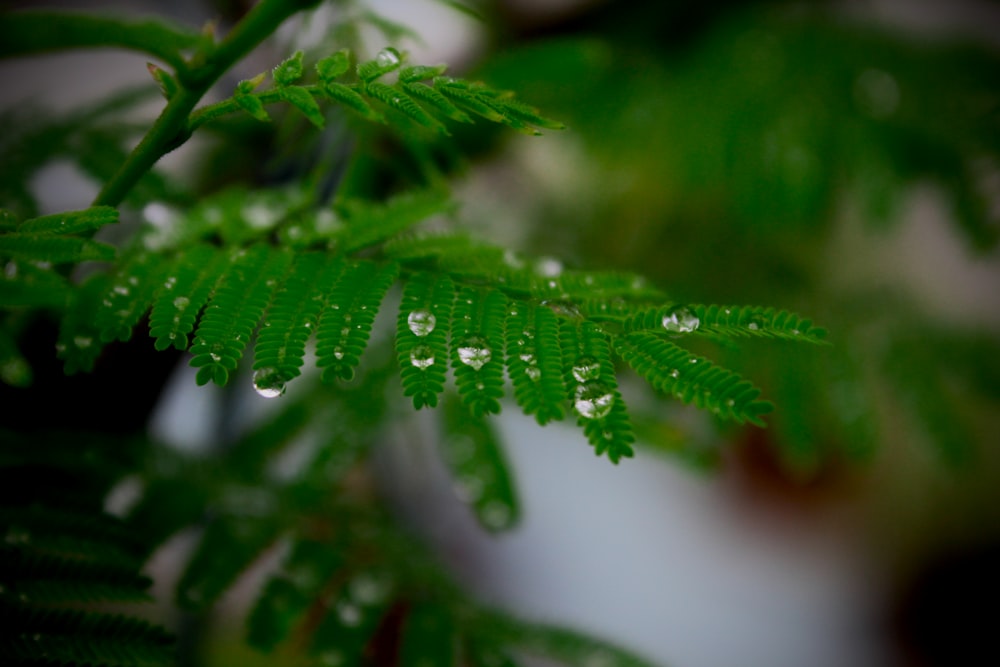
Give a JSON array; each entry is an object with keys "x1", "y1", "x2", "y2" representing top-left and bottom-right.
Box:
[
  {"x1": 573, "y1": 381, "x2": 613, "y2": 419},
  {"x1": 571, "y1": 356, "x2": 601, "y2": 383},
  {"x1": 375, "y1": 47, "x2": 401, "y2": 68},
  {"x1": 481, "y1": 501, "x2": 511, "y2": 529},
  {"x1": 457, "y1": 336, "x2": 491, "y2": 370},
  {"x1": 252, "y1": 368, "x2": 286, "y2": 398},
  {"x1": 661, "y1": 306, "x2": 700, "y2": 333},
  {"x1": 407, "y1": 309, "x2": 436, "y2": 337},
  {"x1": 409, "y1": 344, "x2": 434, "y2": 369}
]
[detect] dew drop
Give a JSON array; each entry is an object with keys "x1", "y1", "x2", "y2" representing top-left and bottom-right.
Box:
[
  {"x1": 574, "y1": 381, "x2": 613, "y2": 419},
  {"x1": 336, "y1": 600, "x2": 362, "y2": 627},
  {"x1": 409, "y1": 344, "x2": 434, "y2": 369},
  {"x1": 519, "y1": 351, "x2": 537, "y2": 365},
  {"x1": 792, "y1": 329, "x2": 800, "y2": 336},
  {"x1": 210, "y1": 352, "x2": 222, "y2": 362},
  {"x1": 661, "y1": 306, "x2": 700, "y2": 333},
  {"x1": 525, "y1": 366, "x2": 541, "y2": 381},
  {"x1": 252, "y1": 368, "x2": 286, "y2": 398},
  {"x1": 669, "y1": 368, "x2": 680, "y2": 379},
  {"x1": 407, "y1": 309, "x2": 436, "y2": 337},
  {"x1": 536, "y1": 256, "x2": 563, "y2": 277},
  {"x1": 333, "y1": 346, "x2": 344, "y2": 360},
  {"x1": 349, "y1": 573, "x2": 391, "y2": 606},
  {"x1": 748, "y1": 322, "x2": 760, "y2": 331},
  {"x1": 340, "y1": 326, "x2": 351, "y2": 337},
  {"x1": 571, "y1": 356, "x2": 601, "y2": 383},
  {"x1": 482, "y1": 501, "x2": 511, "y2": 529},
  {"x1": 457, "y1": 336, "x2": 491, "y2": 370},
  {"x1": 113, "y1": 285, "x2": 129, "y2": 296},
  {"x1": 173, "y1": 296, "x2": 190, "y2": 310}
]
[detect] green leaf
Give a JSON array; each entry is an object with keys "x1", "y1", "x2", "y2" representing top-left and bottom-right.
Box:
[
  {"x1": 235, "y1": 92, "x2": 271, "y2": 122},
  {"x1": 357, "y1": 48, "x2": 403, "y2": 82},
  {"x1": 321, "y1": 82, "x2": 384, "y2": 122},
  {"x1": 624, "y1": 303, "x2": 828, "y2": 343},
  {"x1": 0, "y1": 233, "x2": 115, "y2": 264},
  {"x1": 339, "y1": 188, "x2": 454, "y2": 253},
  {"x1": 273, "y1": 50, "x2": 305, "y2": 86},
  {"x1": 17, "y1": 206, "x2": 119, "y2": 235},
  {"x1": 91, "y1": 251, "x2": 166, "y2": 344},
  {"x1": 450, "y1": 287, "x2": 507, "y2": 416},
  {"x1": 316, "y1": 49, "x2": 351, "y2": 81},
  {"x1": 441, "y1": 394, "x2": 519, "y2": 532},
  {"x1": 505, "y1": 303, "x2": 567, "y2": 425},
  {"x1": 279, "y1": 85, "x2": 325, "y2": 128},
  {"x1": 365, "y1": 81, "x2": 449, "y2": 133},
  {"x1": 399, "y1": 602, "x2": 458, "y2": 667},
  {"x1": 616, "y1": 331, "x2": 773, "y2": 426},
  {"x1": 148, "y1": 244, "x2": 230, "y2": 351},
  {"x1": 315, "y1": 260, "x2": 399, "y2": 382},
  {"x1": 396, "y1": 272, "x2": 455, "y2": 409}
]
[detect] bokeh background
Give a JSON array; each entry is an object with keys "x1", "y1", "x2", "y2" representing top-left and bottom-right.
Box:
[{"x1": 3, "y1": 1, "x2": 1000, "y2": 666}]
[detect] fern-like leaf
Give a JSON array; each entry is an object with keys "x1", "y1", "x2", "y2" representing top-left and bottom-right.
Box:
[
  {"x1": 505, "y1": 302, "x2": 567, "y2": 425},
  {"x1": 364, "y1": 81, "x2": 450, "y2": 134},
  {"x1": 17, "y1": 205, "x2": 118, "y2": 235},
  {"x1": 561, "y1": 321, "x2": 635, "y2": 462},
  {"x1": 252, "y1": 252, "x2": 339, "y2": 387},
  {"x1": 441, "y1": 394, "x2": 519, "y2": 532},
  {"x1": 0, "y1": 233, "x2": 115, "y2": 264},
  {"x1": 148, "y1": 244, "x2": 230, "y2": 351},
  {"x1": 189, "y1": 245, "x2": 293, "y2": 387},
  {"x1": 616, "y1": 331, "x2": 773, "y2": 425},
  {"x1": 396, "y1": 271, "x2": 455, "y2": 409},
  {"x1": 92, "y1": 251, "x2": 166, "y2": 344},
  {"x1": 450, "y1": 287, "x2": 507, "y2": 416},
  {"x1": 56, "y1": 273, "x2": 110, "y2": 374},
  {"x1": 339, "y1": 189, "x2": 453, "y2": 253},
  {"x1": 315, "y1": 260, "x2": 399, "y2": 382},
  {"x1": 625, "y1": 303, "x2": 827, "y2": 343},
  {"x1": 0, "y1": 259, "x2": 70, "y2": 309}
]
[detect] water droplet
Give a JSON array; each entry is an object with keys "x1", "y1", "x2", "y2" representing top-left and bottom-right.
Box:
[
  {"x1": 536, "y1": 257, "x2": 563, "y2": 277},
  {"x1": 792, "y1": 329, "x2": 800, "y2": 336},
  {"x1": 482, "y1": 501, "x2": 511, "y2": 529},
  {"x1": 73, "y1": 336, "x2": 92, "y2": 349},
  {"x1": 525, "y1": 366, "x2": 541, "y2": 381},
  {"x1": 522, "y1": 328, "x2": 535, "y2": 339},
  {"x1": 164, "y1": 276, "x2": 177, "y2": 290},
  {"x1": 210, "y1": 352, "x2": 222, "y2": 362},
  {"x1": 457, "y1": 336, "x2": 491, "y2": 370},
  {"x1": 454, "y1": 475, "x2": 484, "y2": 502},
  {"x1": 726, "y1": 398, "x2": 736, "y2": 407},
  {"x1": 252, "y1": 368, "x2": 286, "y2": 398},
  {"x1": 336, "y1": 600, "x2": 362, "y2": 627},
  {"x1": 349, "y1": 573, "x2": 391, "y2": 606},
  {"x1": 669, "y1": 368, "x2": 680, "y2": 379},
  {"x1": 113, "y1": 285, "x2": 129, "y2": 296},
  {"x1": 340, "y1": 326, "x2": 351, "y2": 337},
  {"x1": 748, "y1": 322, "x2": 760, "y2": 331},
  {"x1": 333, "y1": 346, "x2": 344, "y2": 360},
  {"x1": 243, "y1": 203, "x2": 277, "y2": 229},
  {"x1": 689, "y1": 358, "x2": 698, "y2": 364},
  {"x1": 571, "y1": 356, "x2": 601, "y2": 382},
  {"x1": 574, "y1": 381, "x2": 613, "y2": 419},
  {"x1": 409, "y1": 344, "x2": 434, "y2": 369},
  {"x1": 503, "y1": 249, "x2": 524, "y2": 268},
  {"x1": 661, "y1": 306, "x2": 700, "y2": 333},
  {"x1": 4, "y1": 261, "x2": 18, "y2": 278},
  {"x1": 407, "y1": 309, "x2": 436, "y2": 336},
  {"x1": 173, "y1": 296, "x2": 189, "y2": 309},
  {"x1": 519, "y1": 351, "x2": 537, "y2": 365}
]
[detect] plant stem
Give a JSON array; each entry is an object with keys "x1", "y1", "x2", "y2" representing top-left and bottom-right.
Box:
[{"x1": 93, "y1": 0, "x2": 322, "y2": 208}]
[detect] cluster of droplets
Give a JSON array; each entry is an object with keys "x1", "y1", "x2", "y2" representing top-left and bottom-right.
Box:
[
  {"x1": 662, "y1": 306, "x2": 700, "y2": 333},
  {"x1": 516, "y1": 328, "x2": 541, "y2": 381},
  {"x1": 570, "y1": 355, "x2": 613, "y2": 420}
]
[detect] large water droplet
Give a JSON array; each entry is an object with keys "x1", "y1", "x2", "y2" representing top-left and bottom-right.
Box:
[
  {"x1": 457, "y1": 336, "x2": 491, "y2": 370},
  {"x1": 662, "y1": 306, "x2": 700, "y2": 333},
  {"x1": 571, "y1": 356, "x2": 601, "y2": 382},
  {"x1": 375, "y1": 47, "x2": 400, "y2": 68},
  {"x1": 574, "y1": 381, "x2": 613, "y2": 419},
  {"x1": 252, "y1": 368, "x2": 286, "y2": 398},
  {"x1": 407, "y1": 309, "x2": 436, "y2": 337},
  {"x1": 535, "y1": 256, "x2": 563, "y2": 277},
  {"x1": 409, "y1": 344, "x2": 434, "y2": 369},
  {"x1": 481, "y1": 501, "x2": 511, "y2": 529}
]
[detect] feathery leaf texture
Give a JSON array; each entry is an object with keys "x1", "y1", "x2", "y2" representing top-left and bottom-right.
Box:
[
  {"x1": 198, "y1": 47, "x2": 564, "y2": 136},
  {"x1": 450, "y1": 287, "x2": 507, "y2": 416},
  {"x1": 624, "y1": 303, "x2": 827, "y2": 343},
  {"x1": 148, "y1": 244, "x2": 230, "y2": 351},
  {"x1": 616, "y1": 331, "x2": 773, "y2": 426},
  {"x1": 93, "y1": 250, "x2": 166, "y2": 344},
  {"x1": 18, "y1": 205, "x2": 119, "y2": 235},
  {"x1": 252, "y1": 252, "x2": 339, "y2": 384},
  {"x1": 505, "y1": 302, "x2": 567, "y2": 425},
  {"x1": 339, "y1": 189, "x2": 454, "y2": 253},
  {"x1": 441, "y1": 394, "x2": 519, "y2": 532},
  {"x1": 560, "y1": 321, "x2": 635, "y2": 462},
  {"x1": 189, "y1": 245, "x2": 293, "y2": 386},
  {"x1": 396, "y1": 271, "x2": 456, "y2": 409},
  {"x1": 315, "y1": 260, "x2": 399, "y2": 383},
  {"x1": 0, "y1": 232, "x2": 115, "y2": 264}
]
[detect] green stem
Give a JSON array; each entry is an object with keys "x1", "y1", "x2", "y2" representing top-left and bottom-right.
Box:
[{"x1": 92, "y1": 0, "x2": 322, "y2": 208}]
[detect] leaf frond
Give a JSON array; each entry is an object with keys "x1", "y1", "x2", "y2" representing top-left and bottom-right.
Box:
[
  {"x1": 450, "y1": 287, "x2": 507, "y2": 416},
  {"x1": 505, "y1": 302, "x2": 567, "y2": 424},
  {"x1": 396, "y1": 271, "x2": 456, "y2": 408}
]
